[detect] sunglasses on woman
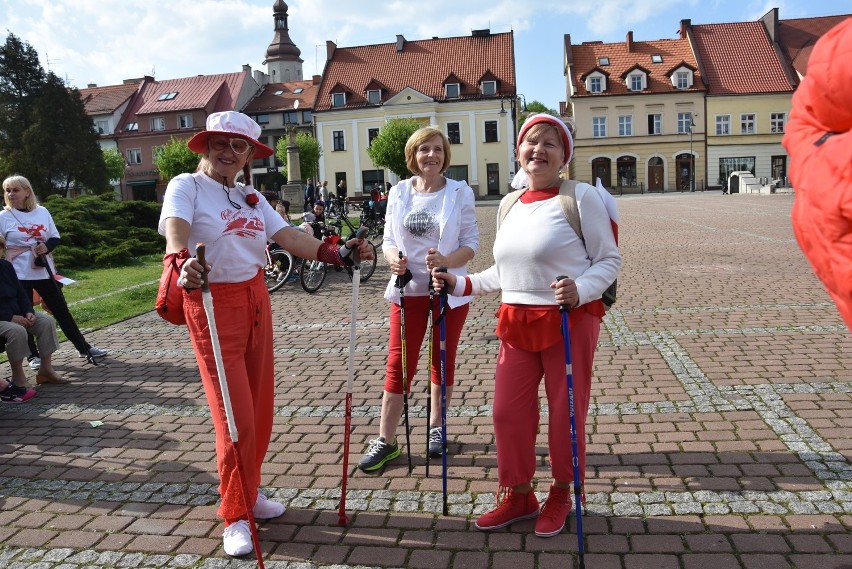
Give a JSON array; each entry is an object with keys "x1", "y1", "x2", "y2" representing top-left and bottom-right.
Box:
[{"x1": 209, "y1": 137, "x2": 253, "y2": 155}]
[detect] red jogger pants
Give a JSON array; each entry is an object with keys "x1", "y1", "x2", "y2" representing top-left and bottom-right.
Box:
[
  {"x1": 493, "y1": 307, "x2": 601, "y2": 487},
  {"x1": 184, "y1": 271, "x2": 274, "y2": 524}
]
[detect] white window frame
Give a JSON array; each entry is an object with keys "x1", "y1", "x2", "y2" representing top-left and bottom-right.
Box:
[
  {"x1": 677, "y1": 112, "x2": 692, "y2": 134},
  {"x1": 589, "y1": 77, "x2": 602, "y2": 93},
  {"x1": 151, "y1": 117, "x2": 165, "y2": 131},
  {"x1": 332, "y1": 129, "x2": 345, "y2": 151},
  {"x1": 447, "y1": 122, "x2": 461, "y2": 144},
  {"x1": 740, "y1": 113, "x2": 756, "y2": 135},
  {"x1": 716, "y1": 115, "x2": 731, "y2": 136},
  {"x1": 629, "y1": 74, "x2": 643, "y2": 91},
  {"x1": 367, "y1": 127, "x2": 379, "y2": 147},
  {"x1": 178, "y1": 114, "x2": 192, "y2": 129},
  {"x1": 445, "y1": 83, "x2": 460, "y2": 99},
  {"x1": 95, "y1": 119, "x2": 109, "y2": 134},
  {"x1": 366, "y1": 89, "x2": 381, "y2": 105},
  {"x1": 649, "y1": 113, "x2": 662, "y2": 135},
  {"x1": 593, "y1": 116, "x2": 607, "y2": 138},
  {"x1": 770, "y1": 112, "x2": 786, "y2": 134},
  {"x1": 332, "y1": 92, "x2": 346, "y2": 107},
  {"x1": 481, "y1": 80, "x2": 496, "y2": 96},
  {"x1": 618, "y1": 115, "x2": 633, "y2": 136},
  {"x1": 127, "y1": 148, "x2": 142, "y2": 165},
  {"x1": 484, "y1": 120, "x2": 498, "y2": 143},
  {"x1": 676, "y1": 71, "x2": 690, "y2": 89}
]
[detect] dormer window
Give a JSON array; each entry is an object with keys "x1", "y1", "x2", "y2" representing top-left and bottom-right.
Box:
[
  {"x1": 481, "y1": 80, "x2": 497, "y2": 96},
  {"x1": 332, "y1": 92, "x2": 346, "y2": 107},
  {"x1": 599, "y1": 57, "x2": 610, "y2": 66},
  {"x1": 367, "y1": 89, "x2": 382, "y2": 105},
  {"x1": 651, "y1": 54, "x2": 663, "y2": 64},
  {"x1": 590, "y1": 77, "x2": 602, "y2": 93},
  {"x1": 124, "y1": 122, "x2": 138, "y2": 131},
  {"x1": 669, "y1": 66, "x2": 695, "y2": 89},
  {"x1": 585, "y1": 71, "x2": 607, "y2": 94},
  {"x1": 445, "y1": 83, "x2": 460, "y2": 99},
  {"x1": 629, "y1": 74, "x2": 644, "y2": 91}
]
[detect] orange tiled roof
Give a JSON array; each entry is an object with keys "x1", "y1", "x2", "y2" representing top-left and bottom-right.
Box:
[
  {"x1": 314, "y1": 31, "x2": 515, "y2": 112},
  {"x1": 77, "y1": 82, "x2": 141, "y2": 115},
  {"x1": 691, "y1": 21, "x2": 794, "y2": 95},
  {"x1": 570, "y1": 37, "x2": 704, "y2": 97},
  {"x1": 243, "y1": 79, "x2": 319, "y2": 113},
  {"x1": 777, "y1": 15, "x2": 851, "y2": 76}
]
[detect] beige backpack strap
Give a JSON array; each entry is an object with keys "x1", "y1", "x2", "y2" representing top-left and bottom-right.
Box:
[
  {"x1": 497, "y1": 188, "x2": 527, "y2": 229},
  {"x1": 558, "y1": 179, "x2": 583, "y2": 242}
]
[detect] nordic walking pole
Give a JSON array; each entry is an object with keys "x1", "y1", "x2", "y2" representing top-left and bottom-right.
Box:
[
  {"x1": 338, "y1": 227, "x2": 368, "y2": 527},
  {"x1": 556, "y1": 275, "x2": 585, "y2": 569},
  {"x1": 197, "y1": 244, "x2": 265, "y2": 569},
  {"x1": 435, "y1": 266, "x2": 449, "y2": 516},
  {"x1": 395, "y1": 251, "x2": 414, "y2": 473},
  {"x1": 37, "y1": 250, "x2": 98, "y2": 366},
  {"x1": 425, "y1": 279, "x2": 435, "y2": 478}
]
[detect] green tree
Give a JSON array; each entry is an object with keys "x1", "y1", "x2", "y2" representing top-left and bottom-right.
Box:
[
  {"x1": 366, "y1": 118, "x2": 421, "y2": 178},
  {"x1": 518, "y1": 100, "x2": 559, "y2": 129},
  {"x1": 153, "y1": 136, "x2": 199, "y2": 180},
  {"x1": 0, "y1": 33, "x2": 110, "y2": 198},
  {"x1": 275, "y1": 131, "x2": 323, "y2": 181},
  {"x1": 102, "y1": 148, "x2": 125, "y2": 182}
]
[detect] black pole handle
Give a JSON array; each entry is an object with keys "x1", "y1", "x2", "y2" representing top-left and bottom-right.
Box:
[
  {"x1": 556, "y1": 274, "x2": 570, "y2": 312},
  {"x1": 436, "y1": 266, "x2": 449, "y2": 301},
  {"x1": 197, "y1": 244, "x2": 209, "y2": 291},
  {"x1": 351, "y1": 227, "x2": 368, "y2": 266}
]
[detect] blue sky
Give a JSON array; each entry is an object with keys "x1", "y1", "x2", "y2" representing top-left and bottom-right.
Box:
[{"x1": 1, "y1": 0, "x2": 847, "y2": 109}]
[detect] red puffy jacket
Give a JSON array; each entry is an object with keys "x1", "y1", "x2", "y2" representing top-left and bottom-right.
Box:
[{"x1": 784, "y1": 17, "x2": 852, "y2": 332}]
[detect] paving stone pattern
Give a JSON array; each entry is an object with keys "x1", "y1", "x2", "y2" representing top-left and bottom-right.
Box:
[{"x1": 1, "y1": 192, "x2": 850, "y2": 568}]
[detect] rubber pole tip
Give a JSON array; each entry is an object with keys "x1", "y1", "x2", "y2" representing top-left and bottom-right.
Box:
[{"x1": 338, "y1": 513, "x2": 351, "y2": 527}]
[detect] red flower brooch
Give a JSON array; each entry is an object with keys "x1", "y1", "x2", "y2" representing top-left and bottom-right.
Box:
[{"x1": 245, "y1": 192, "x2": 259, "y2": 207}]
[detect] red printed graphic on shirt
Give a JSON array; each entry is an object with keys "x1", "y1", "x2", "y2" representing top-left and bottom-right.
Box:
[
  {"x1": 221, "y1": 209, "x2": 265, "y2": 238},
  {"x1": 17, "y1": 223, "x2": 47, "y2": 242}
]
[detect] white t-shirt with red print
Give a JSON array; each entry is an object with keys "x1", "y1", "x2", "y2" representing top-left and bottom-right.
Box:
[
  {"x1": 158, "y1": 172, "x2": 289, "y2": 283},
  {"x1": 0, "y1": 206, "x2": 61, "y2": 280}
]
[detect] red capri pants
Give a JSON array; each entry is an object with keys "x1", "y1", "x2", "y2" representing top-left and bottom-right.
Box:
[
  {"x1": 385, "y1": 296, "x2": 469, "y2": 393},
  {"x1": 493, "y1": 307, "x2": 600, "y2": 487},
  {"x1": 184, "y1": 271, "x2": 274, "y2": 524}
]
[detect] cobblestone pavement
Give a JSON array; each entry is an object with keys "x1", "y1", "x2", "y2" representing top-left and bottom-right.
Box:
[{"x1": 1, "y1": 191, "x2": 850, "y2": 569}]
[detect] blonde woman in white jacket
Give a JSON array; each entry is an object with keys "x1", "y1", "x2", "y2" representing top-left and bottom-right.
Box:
[{"x1": 358, "y1": 126, "x2": 479, "y2": 472}]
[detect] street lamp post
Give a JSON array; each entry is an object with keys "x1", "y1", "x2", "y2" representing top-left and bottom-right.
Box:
[{"x1": 689, "y1": 114, "x2": 696, "y2": 192}]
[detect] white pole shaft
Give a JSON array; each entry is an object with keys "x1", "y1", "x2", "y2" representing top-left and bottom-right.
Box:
[
  {"x1": 347, "y1": 268, "x2": 359, "y2": 394},
  {"x1": 202, "y1": 292, "x2": 239, "y2": 442}
]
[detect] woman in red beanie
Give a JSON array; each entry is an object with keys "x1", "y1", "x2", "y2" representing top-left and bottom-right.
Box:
[{"x1": 433, "y1": 113, "x2": 621, "y2": 537}]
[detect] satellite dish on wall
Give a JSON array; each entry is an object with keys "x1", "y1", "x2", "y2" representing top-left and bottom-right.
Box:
[{"x1": 293, "y1": 100, "x2": 300, "y2": 109}]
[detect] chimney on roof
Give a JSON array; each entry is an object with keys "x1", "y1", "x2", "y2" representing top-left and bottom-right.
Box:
[
  {"x1": 396, "y1": 34, "x2": 406, "y2": 52},
  {"x1": 761, "y1": 8, "x2": 780, "y2": 42},
  {"x1": 253, "y1": 69, "x2": 267, "y2": 87},
  {"x1": 626, "y1": 31, "x2": 634, "y2": 52},
  {"x1": 472, "y1": 29, "x2": 491, "y2": 37},
  {"x1": 679, "y1": 19, "x2": 691, "y2": 39},
  {"x1": 312, "y1": 74, "x2": 321, "y2": 85},
  {"x1": 326, "y1": 40, "x2": 336, "y2": 60},
  {"x1": 87, "y1": 83, "x2": 97, "y2": 88},
  {"x1": 242, "y1": 64, "x2": 252, "y2": 74}
]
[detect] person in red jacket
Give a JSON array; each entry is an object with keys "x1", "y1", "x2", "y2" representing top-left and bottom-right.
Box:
[{"x1": 783, "y1": 18, "x2": 852, "y2": 332}]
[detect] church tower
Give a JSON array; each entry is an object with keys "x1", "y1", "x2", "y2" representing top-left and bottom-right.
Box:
[{"x1": 263, "y1": 0, "x2": 303, "y2": 82}]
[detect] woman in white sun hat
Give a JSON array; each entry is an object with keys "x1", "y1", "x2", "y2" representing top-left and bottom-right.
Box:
[{"x1": 158, "y1": 111, "x2": 372, "y2": 557}]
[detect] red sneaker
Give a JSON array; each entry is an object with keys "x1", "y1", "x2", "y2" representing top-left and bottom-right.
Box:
[
  {"x1": 535, "y1": 485, "x2": 573, "y2": 537},
  {"x1": 475, "y1": 488, "x2": 539, "y2": 530}
]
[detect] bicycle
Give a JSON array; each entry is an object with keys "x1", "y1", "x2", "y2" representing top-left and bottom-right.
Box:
[
  {"x1": 359, "y1": 202, "x2": 385, "y2": 247},
  {"x1": 264, "y1": 244, "x2": 296, "y2": 293},
  {"x1": 300, "y1": 216, "x2": 377, "y2": 294}
]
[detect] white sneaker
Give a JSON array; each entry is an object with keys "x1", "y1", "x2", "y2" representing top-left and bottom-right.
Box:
[
  {"x1": 28, "y1": 357, "x2": 41, "y2": 370},
  {"x1": 253, "y1": 492, "x2": 285, "y2": 519},
  {"x1": 222, "y1": 519, "x2": 253, "y2": 557},
  {"x1": 81, "y1": 346, "x2": 108, "y2": 359}
]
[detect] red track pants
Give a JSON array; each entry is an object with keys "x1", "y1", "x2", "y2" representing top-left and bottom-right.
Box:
[
  {"x1": 184, "y1": 271, "x2": 274, "y2": 524},
  {"x1": 493, "y1": 307, "x2": 600, "y2": 487}
]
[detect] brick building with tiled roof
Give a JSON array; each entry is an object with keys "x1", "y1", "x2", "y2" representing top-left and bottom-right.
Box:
[
  {"x1": 242, "y1": 77, "x2": 321, "y2": 193},
  {"x1": 687, "y1": 17, "x2": 797, "y2": 190},
  {"x1": 565, "y1": 31, "x2": 706, "y2": 192},
  {"x1": 314, "y1": 29, "x2": 517, "y2": 197},
  {"x1": 115, "y1": 69, "x2": 260, "y2": 201}
]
